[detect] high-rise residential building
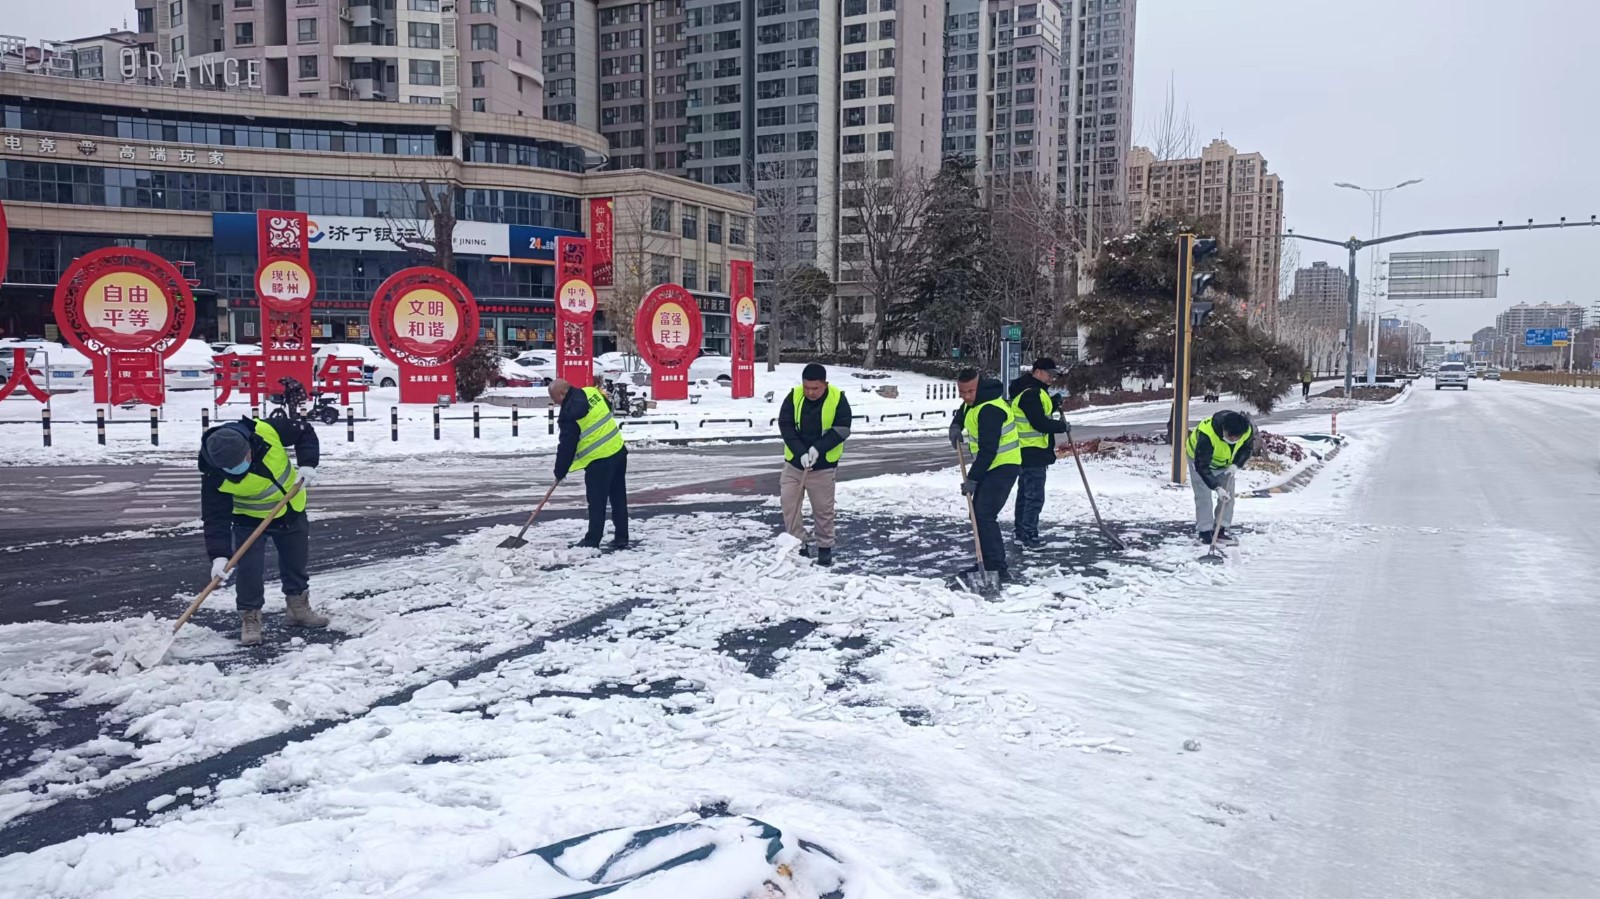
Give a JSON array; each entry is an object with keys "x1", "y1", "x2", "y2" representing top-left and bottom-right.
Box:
[
  {"x1": 131, "y1": 0, "x2": 545, "y2": 112},
  {"x1": 542, "y1": 0, "x2": 597, "y2": 128},
  {"x1": 940, "y1": 0, "x2": 1063, "y2": 195},
  {"x1": 1284, "y1": 260, "x2": 1354, "y2": 329},
  {"x1": 1494, "y1": 302, "x2": 1586, "y2": 335},
  {"x1": 1126, "y1": 138, "x2": 1284, "y2": 305},
  {"x1": 1058, "y1": 0, "x2": 1134, "y2": 241},
  {"x1": 571, "y1": 0, "x2": 688, "y2": 171}
]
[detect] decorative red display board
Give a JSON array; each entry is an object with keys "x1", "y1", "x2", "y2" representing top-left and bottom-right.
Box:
[
  {"x1": 52, "y1": 247, "x2": 196, "y2": 404},
  {"x1": 555, "y1": 236, "x2": 596, "y2": 388},
  {"x1": 368, "y1": 267, "x2": 480, "y2": 404},
  {"x1": 256, "y1": 211, "x2": 316, "y2": 390},
  {"x1": 729, "y1": 259, "x2": 757, "y2": 399},
  {"x1": 633, "y1": 283, "x2": 702, "y2": 402},
  {"x1": 589, "y1": 198, "x2": 614, "y2": 287}
]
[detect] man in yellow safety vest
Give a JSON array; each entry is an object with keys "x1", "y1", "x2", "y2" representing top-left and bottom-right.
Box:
[
  {"x1": 1185, "y1": 410, "x2": 1255, "y2": 545},
  {"x1": 947, "y1": 367, "x2": 1022, "y2": 581},
  {"x1": 1007, "y1": 358, "x2": 1070, "y2": 547},
  {"x1": 199, "y1": 416, "x2": 328, "y2": 646},
  {"x1": 550, "y1": 378, "x2": 629, "y2": 548},
  {"x1": 778, "y1": 362, "x2": 852, "y2": 565}
]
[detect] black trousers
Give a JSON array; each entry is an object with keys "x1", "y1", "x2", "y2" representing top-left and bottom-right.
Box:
[
  {"x1": 582, "y1": 447, "x2": 629, "y2": 543},
  {"x1": 972, "y1": 466, "x2": 1019, "y2": 571},
  {"x1": 1013, "y1": 465, "x2": 1048, "y2": 541},
  {"x1": 231, "y1": 509, "x2": 310, "y2": 611}
]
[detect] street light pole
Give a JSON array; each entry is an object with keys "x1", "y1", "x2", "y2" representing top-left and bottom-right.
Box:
[{"x1": 1335, "y1": 179, "x2": 1424, "y2": 384}]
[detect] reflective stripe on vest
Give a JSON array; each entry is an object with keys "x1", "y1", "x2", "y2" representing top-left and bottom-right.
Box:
[
  {"x1": 963, "y1": 397, "x2": 1022, "y2": 472},
  {"x1": 782, "y1": 384, "x2": 845, "y2": 464},
  {"x1": 1011, "y1": 387, "x2": 1054, "y2": 449},
  {"x1": 216, "y1": 419, "x2": 307, "y2": 519},
  {"x1": 1185, "y1": 416, "x2": 1253, "y2": 469},
  {"x1": 571, "y1": 386, "x2": 625, "y2": 471}
]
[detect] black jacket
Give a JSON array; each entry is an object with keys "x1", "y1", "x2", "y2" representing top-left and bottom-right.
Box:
[
  {"x1": 1007, "y1": 374, "x2": 1069, "y2": 468},
  {"x1": 948, "y1": 378, "x2": 1019, "y2": 482},
  {"x1": 1190, "y1": 429, "x2": 1255, "y2": 490},
  {"x1": 198, "y1": 417, "x2": 319, "y2": 559},
  {"x1": 778, "y1": 387, "x2": 853, "y2": 471}
]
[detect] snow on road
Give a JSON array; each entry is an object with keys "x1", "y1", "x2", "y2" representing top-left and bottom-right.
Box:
[{"x1": 1, "y1": 380, "x2": 1594, "y2": 897}]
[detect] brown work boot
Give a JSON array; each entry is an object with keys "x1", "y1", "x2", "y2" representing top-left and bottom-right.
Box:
[
  {"x1": 284, "y1": 592, "x2": 329, "y2": 628},
  {"x1": 239, "y1": 610, "x2": 263, "y2": 646}
]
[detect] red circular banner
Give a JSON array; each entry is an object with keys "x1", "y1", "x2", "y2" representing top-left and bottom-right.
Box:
[
  {"x1": 257, "y1": 258, "x2": 317, "y2": 314},
  {"x1": 635, "y1": 283, "x2": 703, "y2": 370},
  {"x1": 53, "y1": 247, "x2": 195, "y2": 358},
  {"x1": 369, "y1": 267, "x2": 480, "y2": 366}
]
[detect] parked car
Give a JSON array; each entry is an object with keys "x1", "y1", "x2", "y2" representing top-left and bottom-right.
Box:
[
  {"x1": 495, "y1": 359, "x2": 542, "y2": 388},
  {"x1": 513, "y1": 350, "x2": 612, "y2": 383},
  {"x1": 1435, "y1": 362, "x2": 1470, "y2": 390},
  {"x1": 313, "y1": 342, "x2": 400, "y2": 388},
  {"x1": 164, "y1": 339, "x2": 217, "y2": 390},
  {"x1": 216, "y1": 343, "x2": 261, "y2": 357},
  {"x1": 0, "y1": 339, "x2": 54, "y2": 379},
  {"x1": 25, "y1": 343, "x2": 95, "y2": 389}
]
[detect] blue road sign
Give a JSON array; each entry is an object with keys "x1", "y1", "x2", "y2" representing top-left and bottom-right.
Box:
[
  {"x1": 1525, "y1": 328, "x2": 1553, "y2": 347},
  {"x1": 1553, "y1": 328, "x2": 1572, "y2": 346}
]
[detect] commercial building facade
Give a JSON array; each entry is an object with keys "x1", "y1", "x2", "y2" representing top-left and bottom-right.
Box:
[
  {"x1": 0, "y1": 72, "x2": 753, "y2": 353},
  {"x1": 1126, "y1": 138, "x2": 1284, "y2": 306}
]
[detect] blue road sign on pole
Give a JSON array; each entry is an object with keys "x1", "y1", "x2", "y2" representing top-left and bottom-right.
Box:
[
  {"x1": 1525, "y1": 328, "x2": 1553, "y2": 347},
  {"x1": 1553, "y1": 327, "x2": 1572, "y2": 347}
]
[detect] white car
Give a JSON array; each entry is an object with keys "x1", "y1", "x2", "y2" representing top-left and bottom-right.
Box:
[
  {"x1": 1435, "y1": 362, "x2": 1470, "y2": 390},
  {"x1": 313, "y1": 342, "x2": 400, "y2": 388},
  {"x1": 24, "y1": 343, "x2": 95, "y2": 390},
  {"x1": 164, "y1": 339, "x2": 217, "y2": 390},
  {"x1": 513, "y1": 350, "x2": 614, "y2": 383}
]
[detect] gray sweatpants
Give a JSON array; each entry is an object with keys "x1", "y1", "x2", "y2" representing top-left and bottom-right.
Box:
[
  {"x1": 779, "y1": 464, "x2": 837, "y2": 548},
  {"x1": 1191, "y1": 463, "x2": 1237, "y2": 534}
]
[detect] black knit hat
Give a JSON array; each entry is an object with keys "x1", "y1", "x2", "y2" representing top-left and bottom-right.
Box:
[
  {"x1": 1031, "y1": 358, "x2": 1059, "y2": 372},
  {"x1": 802, "y1": 363, "x2": 827, "y2": 382},
  {"x1": 204, "y1": 427, "x2": 250, "y2": 470},
  {"x1": 1214, "y1": 410, "x2": 1251, "y2": 438}
]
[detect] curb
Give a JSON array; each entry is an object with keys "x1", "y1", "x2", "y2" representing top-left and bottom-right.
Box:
[{"x1": 1248, "y1": 435, "x2": 1347, "y2": 497}]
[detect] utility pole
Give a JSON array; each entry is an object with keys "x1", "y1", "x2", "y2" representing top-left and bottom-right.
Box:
[
  {"x1": 1285, "y1": 216, "x2": 1598, "y2": 396},
  {"x1": 1335, "y1": 179, "x2": 1424, "y2": 384}
]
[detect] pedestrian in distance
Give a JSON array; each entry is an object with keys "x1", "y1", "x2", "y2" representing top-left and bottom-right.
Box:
[
  {"x1": 550, "y1": 377, "x2": 630, "y2": 549},
  {"x1": 778, "y1": 362, "x2": 852, "y2": 565},
  {"x1": 1302, "y1": 368, "x2": 1314, "y2": 399},
  {"x1": 949, "y1": 368, "x2": 1022, "y2": 582},
  {"x1": 198, "y1": 416, "x2": 328, "y2": 646},
  {"x1": 1186, "y1": 410, "x2": 1255, "y2": 546},
  {"x1": 1008, "y1": 358, "x2": 1070, "y2": 548}
]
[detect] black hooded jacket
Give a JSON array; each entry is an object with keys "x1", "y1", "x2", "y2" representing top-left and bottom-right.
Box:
[
  {"x1": 197, "y1": 417, "x2": 319, "y2": 559},
  {"x1": 1007, "y1": 373, "x2": 1069, "y2": 467},
  {"x1": 948, "y1": 377, "x2": 1019, "y2": 481},
  {"x1": 1189, "y1": 411, "x2": 1255, "y2": 490}
]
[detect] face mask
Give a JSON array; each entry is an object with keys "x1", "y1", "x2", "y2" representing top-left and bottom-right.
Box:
[{"x1": 224, "y1": 459, "x2": 250, "y2": 476}]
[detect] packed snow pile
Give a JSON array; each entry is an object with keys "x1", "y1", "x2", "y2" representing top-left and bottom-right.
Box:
[{"x1": 410, "y1": 815, "x2": 847, "y2": 899}]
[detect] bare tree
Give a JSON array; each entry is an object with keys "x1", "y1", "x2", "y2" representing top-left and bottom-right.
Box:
[
  {"x1": 1144, "y1": 73, "x2": 1198, "y2": 162},
  {"x1": 603, "y1": 195, "x2": 662, "y2": 357},
  {"x1": 379, "y1": 160, "x2": 460, "y2": 273},
  {"x1": 989, "y1": 178, "x2": 1086, "y2": 360},
  {"x1": 838, "y1": 163, "x2": 933, "y2": 369},
  {"x1": 754, "y1": 161, "x2": 834, "y2": 370}
]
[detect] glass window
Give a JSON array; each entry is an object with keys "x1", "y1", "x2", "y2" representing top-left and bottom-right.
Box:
[
  {"x1": 234, "y1": 22, "x2": 255, "y2": 46},
  {"x1": 651, "y1": 198, "x2": 673, "y2": 231},
  {"x1": 681, "y1": 258, "x2": 699, "y2": 290},
  {"x1": 469, "y1": 0, "x2": 497, "y2": 10},
  {"x1": 169, "y1": 1, "x2": 185, "y2": 24},
  {"x1": 297, "y1": 18, "x2": 317, "y2": 42},
  {"x1": 408, "y1": 22, "x2": 440, "y2": 47},
  {"x1": 409, "y1": 59, "x2": 441, "y2": 85},
  {"x1": 706, "y1": 211, "x2": 724, "y2": 243},
  {"x1": 650, "y1": 254, "x2": 673, "y2": 285},
  {"x1": 844, "y1": 52, "x2": 866, "y2": 73},
  {"x1": 682, "y1": 205, "x2": 699, "y2": 239},
  {"x1": 471, "y1": 24, "x2": 498, "y2": 50},
  {"x1": 729, "y1": 217, "x2": 747, "y2": 246},
  {"x1": 471, "y1": 61, "x2": 486, "y2": 87},
  {"x1": 299, "y1": 55, "x2": 319, "y2": 79},
  {"x1": 409, "y1": 0, "x2": 440, "y2": 8}
]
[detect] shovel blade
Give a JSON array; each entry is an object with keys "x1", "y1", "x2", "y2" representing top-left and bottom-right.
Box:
[
  {"x1": 1197, "y1": 552, "x2": 1226, "y2": 565},
  {"x1": 497, "y1": 535, "x2": 530, "y2": 549},
  {"x1": 136, "y1": 633, "x2": 179, "y2": 670}
]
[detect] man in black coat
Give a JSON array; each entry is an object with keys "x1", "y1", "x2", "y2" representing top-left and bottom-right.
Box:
[
  {"x1": 948, "y1": 368, "x2": 1021, "y2": 581},
  {"x1": 777, "y1": 362, "x2": 852, "y2": 565}
]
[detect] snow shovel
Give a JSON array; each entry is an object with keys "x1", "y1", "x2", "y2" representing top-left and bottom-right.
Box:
[
  {"x1": 498, "y1": 479, "x2": 562, "y2": 549},
  {"x1": 1198, "y1": 496, "x2": 1226, "y2": 565},
  {"x1": 1059, "y1": 420, "x2": 1128, "y2": 551},
  {"x1": 953, "y1": 444, "x2": 995, "y2": 593},
  {"x1": 140, "y1": 478, "x2": 306, "y2": 669}
]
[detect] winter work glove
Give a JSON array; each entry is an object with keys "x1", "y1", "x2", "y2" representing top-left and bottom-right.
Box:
[
  {"x1": 210, "y1": 557, "x2": 232, "y2": 584},
  {"x1": 296, "y1": 466, "x2": 318, "y2": 488},
  {"x1": 948, "y1": 418, "x2": 964, "y2": 451},
  {"x1": 1213, "y1": 486, "x2": 1232, "y2": 504},
  {"x1": 801, "y1": 447, "x2": 820, "y2": 470},
  {"x1": 960, "y1": 479, "x2": 978, "y2": 497}
]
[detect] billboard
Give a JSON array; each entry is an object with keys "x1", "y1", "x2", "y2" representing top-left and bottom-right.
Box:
[
  {"x1": 212, "y1": 213, "x2": 579, "y2": 261},
  {"x1": 1385, "y1": 250, "x2": 1501, "y2": 300}
]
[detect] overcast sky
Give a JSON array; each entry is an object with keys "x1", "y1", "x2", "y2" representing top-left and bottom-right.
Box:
[{"x1": 12, "y1": 0, "x2": 1600, "y2": 339}]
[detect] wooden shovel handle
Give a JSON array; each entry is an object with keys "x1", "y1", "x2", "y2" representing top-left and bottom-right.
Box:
[{"x1": 170, "y1": 479, "x2": 305, "y2": 634}]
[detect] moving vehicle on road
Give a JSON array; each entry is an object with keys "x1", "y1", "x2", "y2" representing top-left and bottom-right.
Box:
[
  {"x1": 1435, "y1": 362, "x2": 1470, "y2": 390},
  {"x1": 1484, "y1": 369, "x2": 1502, "y2": 381}
]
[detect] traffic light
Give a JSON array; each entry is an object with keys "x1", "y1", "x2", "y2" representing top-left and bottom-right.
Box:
[{"x1": 1189, "y1": 237, "x2": 1219, "y2": 327}]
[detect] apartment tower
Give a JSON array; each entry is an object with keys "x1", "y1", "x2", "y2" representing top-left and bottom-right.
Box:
[{"x1": 1057, "y1": 0, "x2": 1134, "y2": 240}]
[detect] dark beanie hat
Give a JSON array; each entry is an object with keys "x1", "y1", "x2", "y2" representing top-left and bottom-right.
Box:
[
  {"x1": 205, "y1": 427, "x2": 250, "y2": 470},
  {"x1": 1031, "y1": 357, "x2": 1059, "y2": 372},
  {"x1": 802, "y1": 363, "x2": 827, "y2": 381}
]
